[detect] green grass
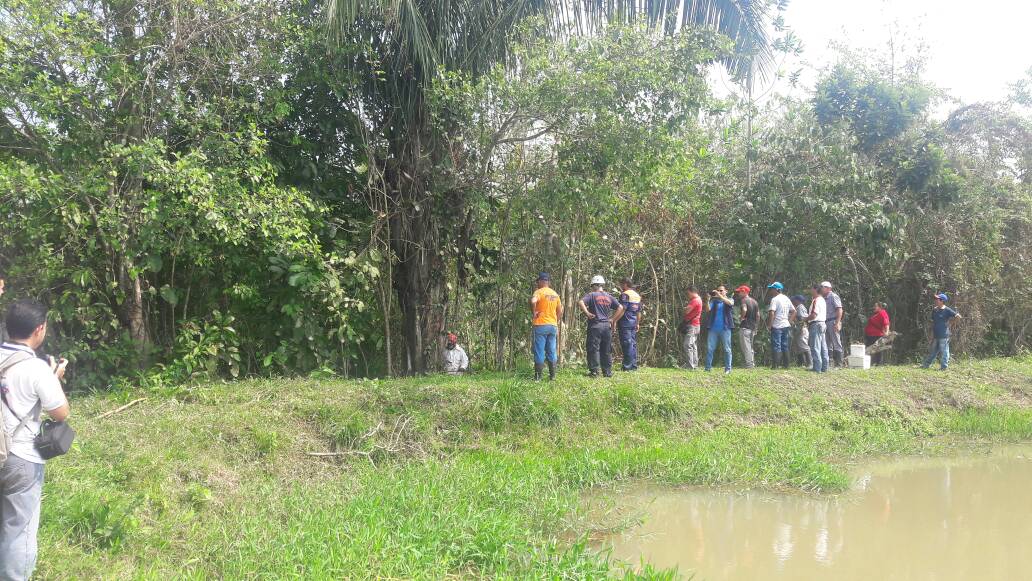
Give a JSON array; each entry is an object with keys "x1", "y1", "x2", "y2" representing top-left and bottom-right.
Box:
[{"x1": 36, "y1": 356, "x2": 1032, "y2": 579}]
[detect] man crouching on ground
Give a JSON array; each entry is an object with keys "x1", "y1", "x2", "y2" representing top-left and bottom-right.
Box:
[
  {"x1": 1, "y1": 299, "x2": 70, "y2": 581},
  {"x1": 441, "y1": 332, "x2": 469, "y2": 375}
]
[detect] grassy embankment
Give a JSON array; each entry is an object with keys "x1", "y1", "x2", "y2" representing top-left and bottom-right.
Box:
[{"x1": 36, "y1": 357, "x2": 1032, "y2": 579}]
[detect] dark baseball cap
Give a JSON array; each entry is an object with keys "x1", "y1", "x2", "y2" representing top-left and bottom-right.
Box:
[{"x1": 537, "y1": 272, "x2": 551, "y2": 281}]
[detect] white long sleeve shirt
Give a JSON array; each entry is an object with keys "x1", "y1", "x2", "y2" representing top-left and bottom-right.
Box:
[{"x1": 442, "y1": 345, "x2": 469, "y2": 374}]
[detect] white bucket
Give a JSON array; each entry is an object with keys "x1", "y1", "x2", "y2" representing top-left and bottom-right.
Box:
[{"x1": 848, "y1": 355, "x2": 871, "y2": 369}]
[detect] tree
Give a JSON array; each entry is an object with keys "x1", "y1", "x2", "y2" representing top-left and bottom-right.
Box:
[
  {"x1": 0, "y1": 0, "x2": 378, "y2": 384},
  {"x1": 326, "y1": 0, "x2": 777, "y2": 373}
]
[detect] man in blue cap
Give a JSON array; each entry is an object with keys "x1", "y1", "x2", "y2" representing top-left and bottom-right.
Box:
[
  {"x1": 766, "y1": 282, "x2": 793, "y2": 369},
  {"x1": 921, "y1": 292, "x2": 961, "y2": 370},
  {"x1": 530, "y1": 272, "x2": 563, "y2": 381}
]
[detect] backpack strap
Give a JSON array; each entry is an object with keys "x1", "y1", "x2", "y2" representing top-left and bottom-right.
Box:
[{"x1": 0, "y1": 351, "x2": 38, "y2": 437}]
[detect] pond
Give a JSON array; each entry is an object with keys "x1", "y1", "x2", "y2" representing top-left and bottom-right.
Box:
[{"x1": 592, "y1": 445, "x2": 1032, "y2": 580}]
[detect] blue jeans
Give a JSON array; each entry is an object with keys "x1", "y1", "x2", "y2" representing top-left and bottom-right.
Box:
[
  {"x1": 808, "y1": 321, "x2": 829, "y2": 372},
  {"x1": 618, "y1": 327, "x2": 637, "y2": 370},
  {"x1": 706, "y1": 329, "x2": 733, "y2": 371},
  {"x1": 922, "y1": 337, "x2": 950, "y2": 369},
  {"x1": 586, "y1": 324, "x2": 613, "y2": 375},
  {"x1": 0, "y1": 454, "x2": 44, "y2": 581},
  {"x1": 771, "y1": 327, "x2": 791, "y2": 353},
  {"x1": 532, "y1": 325, "x2": 558, "y2": 365}
]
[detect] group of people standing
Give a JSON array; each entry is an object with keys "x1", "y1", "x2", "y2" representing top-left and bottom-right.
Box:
[
  {"x1": 445, "y1": 271, "x2": 962, "y2": 379},
  {"x1": 528, "y1": 272, "x2": 642, "y2": 380},
  {"x1": 679, "y1": 281, "x2": 847, "y2": 374}
]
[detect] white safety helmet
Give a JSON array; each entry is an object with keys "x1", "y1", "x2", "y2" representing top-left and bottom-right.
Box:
[{"x1": 590, "y1": 275, "x2": 605, "y2": 286}]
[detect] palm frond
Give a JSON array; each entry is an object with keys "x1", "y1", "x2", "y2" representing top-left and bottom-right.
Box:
[{"x1": 326, "y1": 0, "x2": 773, "y2": 83}]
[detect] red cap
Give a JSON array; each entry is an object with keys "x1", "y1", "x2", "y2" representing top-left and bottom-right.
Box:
[
  {"x1": 446, "y1": 333, "x2": 458, "y2": 343},
  {"x1": 735, "y1": 285, "x2": 751, "y2": 294}
]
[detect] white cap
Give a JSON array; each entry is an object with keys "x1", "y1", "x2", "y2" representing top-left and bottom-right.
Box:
[
  {"x1": 590, "y1": 275, "x2": 605, "y2": 286},
  {"x1": 820, "y1": 281, "x2": 833, "y2": 288}
]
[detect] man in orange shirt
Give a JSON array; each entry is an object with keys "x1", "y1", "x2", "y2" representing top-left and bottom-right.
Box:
[{"x1": 530, "y1": 272, "x2": 563, "y2": 381}]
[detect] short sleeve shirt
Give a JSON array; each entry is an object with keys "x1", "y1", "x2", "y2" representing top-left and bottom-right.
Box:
[
  {"x1": 739, "y1": 297, "x2": 759, "y2": 330},
  {"x1": 865, "y1": 310, "x2": 890, "y2": 337},
  {"x1": 768, "y1": 294, "x2": 794, "y2": 329},
  {"x1": 532, "y1": 287, "x2": 561, "y2": 326},
  {"x1": 581, "y1": 291, "x2": 621, "y2": 325},
  {"x1": 618, "y1": 289, "x2": 642, "y2": 329},
  {"x1": 684, "y1": 296, "x2": 703, "y2": 327},
  {"x1": 809, "y1": 296, "x2": 827, "y2": 322},
  {"x1": 1, "y1": 343, "x2": 67, "y2": 464},
  {"x1": 825, "y1": 291, "x2": 843, "y2": 321},
  {"x1": 794, "y1": 303, "x2": 809, "y2": 323},
  {"x1": 932, "y1": 307, "x2": 958, "y2": 338}
]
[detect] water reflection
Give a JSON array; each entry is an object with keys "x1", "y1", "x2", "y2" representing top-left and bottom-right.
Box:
[{"x1": 596, "y1": 446, "x2": 1032, "y2": 580}]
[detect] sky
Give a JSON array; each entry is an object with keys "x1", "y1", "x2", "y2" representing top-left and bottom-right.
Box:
[{"x1": 752, "y1": 0, "x2": 1032, "y2": 109}]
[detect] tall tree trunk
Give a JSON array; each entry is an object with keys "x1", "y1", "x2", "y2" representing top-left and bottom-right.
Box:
[
  {"x1": 391, "y1": 218, "x2": 428, "y2": 374},
  {"x1": 386, "y1": 152, "x2": 439, "y2": 375},
  {"x1": 117, "y1": 257, "x2": 151, "y2": 367}
]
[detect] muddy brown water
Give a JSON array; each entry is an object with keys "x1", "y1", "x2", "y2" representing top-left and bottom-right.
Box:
[{"x1": 592, "y1": 446, "x2": 1032, "y2": 580}]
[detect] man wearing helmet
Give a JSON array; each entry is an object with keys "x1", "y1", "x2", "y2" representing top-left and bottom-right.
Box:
[{"x1": 578, "y1": 275, "x2": 625, "y2": 378}]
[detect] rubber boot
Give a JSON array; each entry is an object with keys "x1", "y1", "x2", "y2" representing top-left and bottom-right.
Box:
[
  {"x1": 833, "y1": 350, "x2": 844, "y2": 368},
  {"x1": 784, "y1": 352, "x2": 792, "y2": 369},
  {"x1": 547, "y1": 361, "x2": 556, "y2": 381},
  {"x1": 534, "y1": 364, "x2": 543, "y2": 382},
  {"x1": 803, "y1": 351, "x2": 812, "y2": 369}
]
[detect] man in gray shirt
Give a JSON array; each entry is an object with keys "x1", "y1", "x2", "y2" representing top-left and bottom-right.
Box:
[
  {"x1": 820, "y1": 281, "x2": 845, "y2": 367},
  {"x1": 734, "y1": 285, "x2": 759, "y2": 369},
  {"x1": 1, "y1": 299, "x2": 70, "y2": 581}
]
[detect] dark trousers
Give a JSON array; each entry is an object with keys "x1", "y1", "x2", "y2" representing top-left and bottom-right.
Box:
[
  {"x1": 586, "y1": 324, "x2": 613, "y2": 375},
  {"x1": 864, "y1": 335, "x2": 883, "y2": 365},
  {"x1": 618, "y1": 327, "x2": 638, "y2": 370}
]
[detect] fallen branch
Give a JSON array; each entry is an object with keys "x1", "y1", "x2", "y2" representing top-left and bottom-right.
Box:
[
  {"x1": 94, "y1": 398, "x2": 147, "y2": 420},
  {"x1": 305, "y1": 451, "x2": 370, "y2": 457}
]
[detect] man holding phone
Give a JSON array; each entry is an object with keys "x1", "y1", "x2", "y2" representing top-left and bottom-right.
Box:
[
  {"x1": 703, "y1": 285, "x2": 735, "y2": 374},
  {"x1": 0, "y1": 299, "x2": 70, "y2": 581}
]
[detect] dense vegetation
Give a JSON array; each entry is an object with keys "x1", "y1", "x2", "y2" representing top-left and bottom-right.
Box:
[
  {"x1": 38, "y1": 358, "x2": 1032, "y2": 577},
  {"x1": 1, "y1": 0, "x2": 1030, "y2": 386}
]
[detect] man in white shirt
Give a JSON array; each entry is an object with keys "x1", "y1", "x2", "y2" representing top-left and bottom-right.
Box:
[
  {"x1": 806, "y1": 285, "x2": 829, "y2": 373},
  {"x1": 766, "y1": 282, "x2": 794, "y2": 369},
  {"x1": 441, "y1": 333, "x2": 469, "y2": 375},
  {"x1": 0, "y1": 299, "x2": 69, "y2": 581}
]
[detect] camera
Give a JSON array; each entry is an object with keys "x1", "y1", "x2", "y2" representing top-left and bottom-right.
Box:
[{"x1": 709, "y1": 290, "x2": 717, "y2": 297}]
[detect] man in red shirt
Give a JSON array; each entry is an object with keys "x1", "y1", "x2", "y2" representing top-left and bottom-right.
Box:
[
  {"x1": 681, "y1": 286, "x2": 703, "y2": 370},
  {"x1": 863, "y1": 302, "x2": 891, "y2": 365}
]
